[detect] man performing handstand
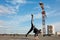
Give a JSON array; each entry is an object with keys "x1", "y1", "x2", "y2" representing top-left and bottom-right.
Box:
[{"x1": 26, "y1": 14, "x2": 41, "y2": 40}]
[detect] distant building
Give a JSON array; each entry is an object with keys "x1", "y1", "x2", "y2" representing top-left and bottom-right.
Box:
[
  {"x1": 55, "y1": 32, "x2": 60, "y2": 36},
  {"x1": 47, "y1": 25, "x2": 55, "y2": 35}
]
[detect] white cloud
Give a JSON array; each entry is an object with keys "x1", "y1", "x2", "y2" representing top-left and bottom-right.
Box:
[
  {"x1": 6, "y1": 0, "x2": 26, "y2": 4},
  {"x1": 6, "y1": 0, "x2": 26, "y2": 9},
  {"x1": 0, "y1": 13, "x2": 41, "y2": 34},
  {"x1": 6, "y1": 0, "x2": 35, "y2": 10},
  {"x1": 0, "y1": 5, "x2": 17, "y2": 16},
  {"x1": 8, "y1": 13, "x2": 41, "y2": 27},
  {"x1": 0, "y1": 13, "x2": 41, "y2": 27},
  {"x1": 52, "y1": 22, "x2": 60, "y2": 32},
  {"x1": 46, "y1": 9, "x2": 60, "y2": 18},
  {"x1": 0, "y1": 20, "x2": 4, "y2": 24},
  {"x1": 0, "y1": 0, "x2": 36, "y2": 16},
  {"x1": 34, "y1": 13, "x2": 41, "y2": 19},
  {"x1": 45, "y1": 5, "x2": 50, "y2": 9},
  {"x1": 0, "y1": 0, "x2": 27, "y2": 16},
  {"x1": 0, "y1": 20, "x2": 7, "y2": 27},
  {"x1": 12, "y1": 0, "x2": 26, "y2": 4},
  {"x1": 0, "y1": 14, "x2": 60, "y2": 34}
]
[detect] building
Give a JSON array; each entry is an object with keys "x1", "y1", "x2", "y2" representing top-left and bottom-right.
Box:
[
  {"x1": 47, "y1": 25, "x2": 55, "y2": 35},
  {"x1": 55, "y1": 32, "x2": 60, "y2": 36}
]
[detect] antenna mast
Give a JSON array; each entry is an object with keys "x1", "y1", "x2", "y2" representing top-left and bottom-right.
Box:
[{"x1": 39, "y1": 0, "x2": 46, "y2": 36}]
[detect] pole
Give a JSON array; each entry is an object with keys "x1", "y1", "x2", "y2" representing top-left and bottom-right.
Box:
[{"x1": 39, "y1": 1, "x2": 46, "y2": 36}]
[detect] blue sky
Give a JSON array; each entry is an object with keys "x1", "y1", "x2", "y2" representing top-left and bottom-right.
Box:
[{"x1": 0, "y1": 0, "x2": 60, "y2": 34}]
